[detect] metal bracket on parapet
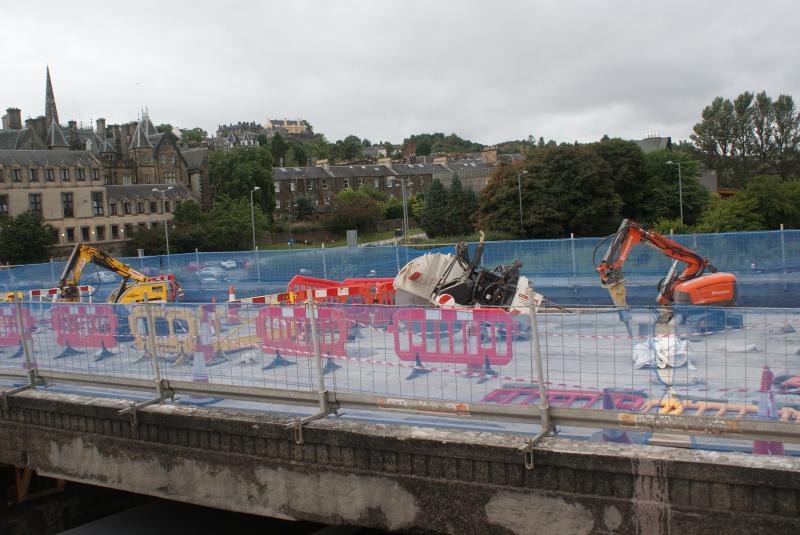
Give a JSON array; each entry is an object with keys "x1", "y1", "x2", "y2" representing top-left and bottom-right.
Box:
[
  {"x1": 118, "y1": 380, "x2": 174, "y2": 427},
  {"x1": 288, "y1": 390, "x2": 339, "y2": 445},
  {"x1": 521, "y1": 402, "x2": 555, "y2": 470},
  {"x1": 1, "y1": 371, "x2": 44, "y2": 411}
]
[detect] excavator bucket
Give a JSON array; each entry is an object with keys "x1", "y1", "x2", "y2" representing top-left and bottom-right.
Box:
[{"x1": 606, "y1": 281, "x2": 628, "y2": 308}]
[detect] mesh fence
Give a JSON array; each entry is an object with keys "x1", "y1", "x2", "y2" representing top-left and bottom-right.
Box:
[
  {"x1": 2, "y1": 300, "x2": 799, "y2": 451},
  {"x1": 0, "y1": 229, "x2": 798, "y2": 306}
]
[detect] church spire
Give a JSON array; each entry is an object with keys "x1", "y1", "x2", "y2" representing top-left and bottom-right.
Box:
[{"x1": 45, "y1": 66, "x2": 60, "y2": 127}]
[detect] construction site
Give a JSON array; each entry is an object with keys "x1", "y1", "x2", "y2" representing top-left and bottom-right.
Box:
[{"x1": 1, "y1": 221, "x2": 799, "y2": 455}]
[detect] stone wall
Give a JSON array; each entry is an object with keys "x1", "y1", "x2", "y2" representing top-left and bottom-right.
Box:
[{"x1": 1, "y1": 390, "x2": 799, "y2": 534}]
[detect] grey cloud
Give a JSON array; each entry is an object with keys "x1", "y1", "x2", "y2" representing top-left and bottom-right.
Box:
[{"x1": 2, "y1": 0, "x2": 798, "y2": 146}]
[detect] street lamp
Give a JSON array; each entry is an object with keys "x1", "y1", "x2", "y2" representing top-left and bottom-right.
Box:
[
  {"x1": 400, "y1": 177, "x2": 411, "y2": 244},
  {"x1": 152, "y1": 186, "x2": 174, "y2": 271},
  {"x1": 516, "y1": 170, "x2": 529, "y2": 230},
  {"x1": 665, "y1": 161, "x2": 684, "y2": 226},
  {"x1": 250, "y1": 186, "x2": 261, "y2": 281}
]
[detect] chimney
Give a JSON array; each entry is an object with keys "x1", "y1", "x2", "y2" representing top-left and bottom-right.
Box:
[
  {"x1": 481, "y1": 146, "x2": 498, "y2": 164},
  {"x1": 96, "y1": 118, "x2": 106, "y2": 138},
  {"x1": 3, "y1": 108, "x2": 22, "y2": 130}
]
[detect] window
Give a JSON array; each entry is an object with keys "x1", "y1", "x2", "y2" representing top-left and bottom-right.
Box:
[
  {"x1": 91, "y1": 168, "x2": 100, "y2": 180},
  {"x1": 111, "y1": 225, "x2": 119, "y2": 239},
  {"x1": 275, "y1": 199, "x2": 281, "y2": 209},
  {"x1": 110, "y1": 203, "x2": 117, "y2": 215},
  {"x1": 80, "y1": 227, "x2": 90, "y2": 241},
  {"x1": 165, "y1": 200, "x2": 172, "y2": 213},
  {"x1": 123, "y1": 202, "x2": 131, "y2": 215},
  {"x1": 122, "y1": 176, "x2": 133, "y2": 185},
  {"x1": 373, "y1": 177, "x2": 380, "y2": 188},
  {"x1": 160, "y1": 154, "x2": 165, "y2": 164},
  {"x1": 137, "y1": 202, "x2": 144, "y2": 214},
  {"x1": 62, "y1": 192, "x2": 74, "y2": 218},
  {"x1": 65, "y1": 228, "x2": 75, "y2": 243},
  {"x1": 170, "y1": 154, "x2": 176, "y2": 164},
  {"x1": 28, "y1": 168, "x2": 38, "y2": 182},
  {"x1": 96, "y1": 226, "x2": 105, "y2": 241},
  {"x1": 386, "y1": 177, "x2": 393, "y2": 188},
  {"x1": 164, "y1": 172, "x2": 176, "y2": 184},
  {"x1": 91, "y1": 192, "x2": 104, "y2": 216},
  {"x1": 307, "y1": 181, "x2": 312, "y2": 191},
  {"x1": 322, "y1": 179, "x2": 328, "y2": 190},
  {"x1": 274, "y1": 182, "x2": 280, "y2": 193},
  {"x1": 76, "y1": 168, "x2": 85, "y2": 181},
  {"x1": 46, "y1": 168, "x2": 54, "y2": 181},
  {"x1": 0, "y1": 195, "x2": 7, "y2": 215},
  {"x1": 343, "y1": 178, "x2": 349, "y2": 188},
  {"x1": 0, "y1": 169, "x2": 4, "y2": 182},
  {"x1": 124, "y1": 224, "x2": 133, "y2": 236},
  {"x1": 150, "y1": 201, "x2": 157, "y2": 213},
  {"x1": 12, "y1": 169, "x2": 21, "y2": 182},
  {"x1": 290, "y1": 181, "x2": 296, "y2": 192},
  {"x1": 29, "y1": 194, "x2": 42, "y2": 216},
  {"x1": 60, "y1": 168, "x2": 69, "y2": 181}
]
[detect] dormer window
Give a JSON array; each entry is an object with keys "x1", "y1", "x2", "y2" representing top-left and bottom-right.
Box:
[{"x1": 28, "y1": 168, "x2": 38, "y2": 182}]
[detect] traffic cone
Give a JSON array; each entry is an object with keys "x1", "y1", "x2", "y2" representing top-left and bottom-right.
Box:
[
  {"x1": 262, "y1": 350, "x2": 295, "y2": 371},
  {"x1": 753, "y1": 365, "x2": 785, "y2": 455},
  {"x1": 600, "y1": 388, "x2": 632, "y2": 443},
  {"x1": 405, "y1": 353, "x2": 430, "y2": 380},
  {"x1": 227, "y1": 286, "x2": 240, "y2": 325},
  {"x1": 183, "y1": 349, "x2": 222, "y2": 406}
]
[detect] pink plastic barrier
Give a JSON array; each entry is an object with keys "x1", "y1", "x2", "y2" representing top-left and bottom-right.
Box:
[{"x1": 392, "y1": 308, "x2": 516, "y2": 366}]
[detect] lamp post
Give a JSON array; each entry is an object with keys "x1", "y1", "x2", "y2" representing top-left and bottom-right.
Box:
[
  {"x1": 250, "y1": 186, "x2": 261, "y2": 281},
  {"x1": 665, "y1": 161, "x2": 684, "y2": 226},
  {"x1": 516, "y1": 170, "x2": 528, "y2": 230},
  {"x1": 152, "y1": 186, "x2": 174, "y2": 271},
  {"x1": 400, "y1": 176, "x2": 411, "y2": 244}
]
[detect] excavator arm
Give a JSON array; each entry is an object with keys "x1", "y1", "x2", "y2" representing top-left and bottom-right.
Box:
[
  {"x1": 595, "y1": 219, "x2": 714, "y2": 306},
  {"x1": 59, "y1": 243, "x2": 147, "y2": 301}
]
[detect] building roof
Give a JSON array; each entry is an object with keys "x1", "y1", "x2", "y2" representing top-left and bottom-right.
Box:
[
  {"x1": 106, "y1": 183, "x2": 193, "y2": 202},
  {"x1": 0, "y1": 149, "x2": 100, "y2": 166},
  {"x1": 327, "y1": 164, "x2": 396, "y2": 178},
  {"x1": 391, "y1": 163, "x2": 448, "y2": 176},
  {"x1": 0, "y1": 129, "x2": 39, "y2": 150},
  {"x1": 180, "y1": 147, "x2": 208, "y2": 171},
  {"x1": 129, "y1": 122, "x2": 151, "y2": 150},
  {"x1": 46, "y1": 120, "x2": 69, "y2": 148},
  {"x1": 445, "y1": 161, "x2": 496, "y2": 171},
  {"x1": 633, "y1": 136, "x2": 672, "y2": 153},
  {"x1": 273, "y1": 166, "x2": 333, "y2": 181}
]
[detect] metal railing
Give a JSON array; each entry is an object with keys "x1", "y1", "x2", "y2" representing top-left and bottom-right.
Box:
[{"x1": 1, "y1": 298, "x2": 800, "y2": 450}]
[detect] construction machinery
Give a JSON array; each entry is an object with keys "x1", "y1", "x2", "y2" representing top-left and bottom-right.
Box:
[
  {"x1": 595, "y1": 219, "x2": 737, "y2": 326},
  {"x1": 59, "y1": 243, "x2": 182, "y2": 304},
  {"x1": 393, "y1": 231, "x2": 536, "y2": 314}
]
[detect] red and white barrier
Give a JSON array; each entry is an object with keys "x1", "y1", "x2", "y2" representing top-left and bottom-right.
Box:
[
  {"x1": 0, "y1": 306, "x2": 35, "y2": 361},
  {"x1": 50, "y1": 304, "x2": 118, "y2": 361}
]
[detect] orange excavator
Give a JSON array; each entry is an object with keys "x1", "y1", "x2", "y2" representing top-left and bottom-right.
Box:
[{"x1": 595, "y1": 219, "x2": 737, "y2": 326}]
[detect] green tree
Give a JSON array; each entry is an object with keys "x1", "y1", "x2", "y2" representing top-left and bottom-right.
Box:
[
  {"x1": 419, "y1": 179, "x2": 450, "y2": 238},
  {"x1": 385, "y1": 197, "x2": 404, "y2": 220},
  {"x1": 203, "y1": 196, "x2": 268, "y2": 251},
  {"x1": 0, "y1": 212, "x2": 56, "y2": 264},
  {"x1": 593, "y1": 138, "x2": 648, "y2": 221},
  {"x1": 772, "y1": 95, "x2": 800, "y2": 178},
  {"x1": 640, "y1": 151, "x2": 708, "y2": 226},
  {"x1": 208, "y1": 145, "x2": 274, "y2": 215},
  {"x1": 693, "y1": 195, "x2": 764, "y2": 233},
  {"x1": 181, "y1": 127, "x2": 207, "y2": 144},
  {"x1": 173, "y1": 200, "x2": 204, "y2": 225},
  {"x1": 738, "y1": 175, "x2": 800, "y2": 229},
  {"x1": 293, "y1": 195, "x2": 316, "y2": 220},
  {"x1": 445, "y1": 175, "x2": 477, "y2": 235},
  {"x1": 270, "y1": 133, "x2": 288, "y2": 165},
  {"x1": 325, "y1": 189, "x2": 384, "y2": 234},
  {"x1": 156, "y1": 123, "x2": 178, "y2": 144}
]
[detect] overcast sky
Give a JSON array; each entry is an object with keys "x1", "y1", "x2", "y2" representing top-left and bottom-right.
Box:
[{"x1": 2, "y1": 1, "x2": 798, "y2": 146}]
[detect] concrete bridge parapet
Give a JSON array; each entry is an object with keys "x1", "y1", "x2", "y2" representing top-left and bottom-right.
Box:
[{"x1": 1, "y1": 390, "x2": 799, "y2": 534}]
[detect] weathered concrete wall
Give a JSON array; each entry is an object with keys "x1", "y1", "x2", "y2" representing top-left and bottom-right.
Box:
[{"x1": 1, "y1": 390, "x2": 800, "y2": 534}]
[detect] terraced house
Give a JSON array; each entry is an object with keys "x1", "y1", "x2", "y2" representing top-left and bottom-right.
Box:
[{"x1": 0, "y1": 68, "x2": 205, "y2": 255}]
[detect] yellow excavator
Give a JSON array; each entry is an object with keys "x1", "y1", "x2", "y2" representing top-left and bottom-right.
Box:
[{"x1": 59, "y1": 243, "x2": 182, "y2": 304}]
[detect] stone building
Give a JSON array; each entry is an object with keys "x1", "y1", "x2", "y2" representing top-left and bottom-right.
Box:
[{"x1": 0, "y1": 68, "x2": 204, "y2": 255}]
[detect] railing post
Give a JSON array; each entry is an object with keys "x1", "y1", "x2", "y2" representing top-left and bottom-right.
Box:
[
  {"x1": 780, "y1": 223, "x2": 786, "y2": 274},
  {"x1": 522, "y1": 287, "x2": 553, "y2": 469},
  {"x1": 255, "y1": 245, "x2": 261, "y2": 282},
  {"x1": 306, "y1": 298, "x2": 327, "y2": 414},
  {"x1": 570, "y1": 232, "x2": 576, "y2": 277},
  {"x1": 394, "y1": 235, "x2": 401, "y2": 273},
  {"x1": 14, "y1": 299, "x2": 36, "y2": 386},
  {"x1": 144, "y1": 294, "x2": 163, "y2": 399},
  {"x1": 321, "y1": 243, "x2": 327, "y2": 280}
]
